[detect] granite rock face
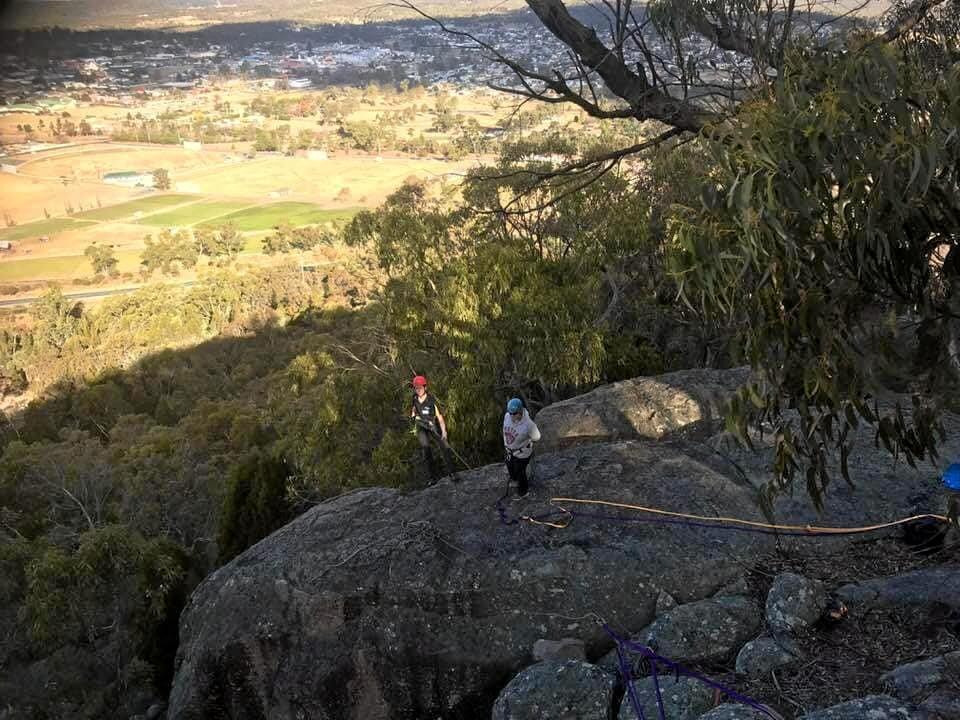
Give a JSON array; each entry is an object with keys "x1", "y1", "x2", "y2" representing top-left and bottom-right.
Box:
[
  {"x1": 168, "y1": 368, "x2": 960, "y2": 720},
  {"x1": 535, "y1": 367, "x2": 751, "y2": 452}
]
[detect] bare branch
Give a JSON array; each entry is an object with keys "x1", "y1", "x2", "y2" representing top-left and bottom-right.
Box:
[{"x1": 877, "y1": 0, "x2": 950, "y2": 42}]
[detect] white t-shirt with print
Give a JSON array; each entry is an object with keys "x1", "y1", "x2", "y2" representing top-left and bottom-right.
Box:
[{"x1": 503, "y1": 408, "x2": 541, "y2": 460}]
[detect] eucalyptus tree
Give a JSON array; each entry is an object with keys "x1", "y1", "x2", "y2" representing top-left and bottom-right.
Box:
[{"x1": 400, "y1": 0, "x2": 960, "y2": 499}]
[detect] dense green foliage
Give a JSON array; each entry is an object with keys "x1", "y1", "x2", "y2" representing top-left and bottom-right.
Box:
[
  {"x1": 672, "y1": 40, "x2": 960, "y2": 505},
  {"x1": 0, "y1": 130, "x2": 696, "y2": 715},
  {"x1": 218, "y1": 450, "x2": 291, "y2": 562}
]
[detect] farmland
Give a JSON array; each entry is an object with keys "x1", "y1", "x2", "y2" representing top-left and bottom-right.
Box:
[{"x1": 0, "y1": 79, "x2": 585, "y2": 300}]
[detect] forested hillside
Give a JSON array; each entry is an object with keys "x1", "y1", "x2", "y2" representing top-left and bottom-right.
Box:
[
  {"x1": 2, "y1": 0, "x2": 959, "y2": 715},
  {"x1": 0, "y1": 132, "x2": 708, "y2": 717}
]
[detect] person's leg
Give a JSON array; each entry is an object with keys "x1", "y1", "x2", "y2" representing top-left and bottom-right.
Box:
[
  {"x1": 516, "y1": 456, "x2": 530, "y2": 496},
  {"x1": 506, "y1": 455, "x2": 522, "y2": 494},
  {"x1": 417, "y1": 428, "x2": 436, "y2": 481}
]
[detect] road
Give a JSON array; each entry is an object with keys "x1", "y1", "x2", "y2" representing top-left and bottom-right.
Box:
[{"x1": 0, "y1": 281, "x2": 197, "y2": 308}]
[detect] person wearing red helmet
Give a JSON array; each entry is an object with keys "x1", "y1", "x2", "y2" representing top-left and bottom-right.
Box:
[{"x1": 410, "y1": 375, "x2": 457, "y2": 482}]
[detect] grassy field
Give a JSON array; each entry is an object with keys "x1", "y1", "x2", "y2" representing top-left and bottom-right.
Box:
[
  {"x1": 200, "y1": 203, "x2": 361, "y2": 232},
  {"x1": 0, "y1": 250, "x2": 143, "y2": 282},
  {"x1": 137, "y1": 200, "x2": 254, "y2": 228},
  {"x1": 0, "y1": 217, "x2": 97, "y2": 242},
  {"x1": 75, "y1": 194, "x2": 197, "y2": 221}
]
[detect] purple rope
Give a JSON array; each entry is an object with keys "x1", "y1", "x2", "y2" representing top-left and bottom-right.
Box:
[
  {"x1": 603, "y1": 624, "x2": 780, "y2": 720},
  {"x1": 615, "y1": 640, "x2": 647, "y2": 720},
  {"x1": 648, "y1": 647, "x2": 667, "y2": 720}
]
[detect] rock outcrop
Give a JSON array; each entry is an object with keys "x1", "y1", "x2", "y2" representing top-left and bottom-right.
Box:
[
  {"x1": 535, "y1": 367, "x2": 751, "y2": 452},
  {"x1": 881, "y1": 651, "x2": 960, "y2": 719},
  {"x1": 168, "y1": 368, "x2": 960, "y2": 720}
]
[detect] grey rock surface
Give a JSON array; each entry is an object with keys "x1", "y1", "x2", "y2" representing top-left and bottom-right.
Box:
[
  {"x1": 837, "y1": 567, "x2": 960, "y2": 612},
  {"x1": 640, "y1": 595, "x2": 762, "y2": 664},
  {"x1": 536, "y1": 367, "x2": 751, "y2": 452},
  {"x1": 798, "y1": 695, "x2": 926, "y2": 719},
  {"x1": 617, "y1": 676, "x2": 714, "y2": 720},
  {"x1": 169, "y1": 440, "x2": 770, "y2": 720},
  {"x1": 765, "y1": 573, "x2": 827, "y2": 633},
  {"x1": 491, "y1": 660, "x2": 615, "y2": 720},
  {"x1": 532, "y1": 638, "x2": 587, "y2": 663},
  {"x1": 734, "y1": 636, "x2": 799, "y2": 678},
  {"x1": 168, "y1": 369, "x2": 960, "y2": 720},
  {"x1": 881, "y1": 651, "x2": 960, "y2": 720},
  {"x1": 696, "y1": 704, "x2": 772, "y2": 720}
]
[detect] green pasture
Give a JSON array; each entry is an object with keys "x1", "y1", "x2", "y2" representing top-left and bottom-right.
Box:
[
  {"x1": 137, "y1": 200, "x2": 254, "y2": 228},
  {"x1": 0, "y1": 250, "x2": 141, "y2": 282},
  {"x1": 75, "y1": 194, "x2": 196, "y2": 222},
  {"x1": 201, "y1": 203, "x2": 360, "y2": 232},
  {"x1": 0, "y1": 217, "x2": 96, "y2": 243}
]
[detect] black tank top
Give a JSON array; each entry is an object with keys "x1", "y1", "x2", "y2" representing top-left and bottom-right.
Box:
[{"x1": 413, "y1": 393, "x2": 438, "y2": 426}]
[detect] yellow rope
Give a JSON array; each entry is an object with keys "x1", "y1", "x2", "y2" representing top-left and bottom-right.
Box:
[{"x1": 535, "y1": 496, "x2": 949, "y2": 534}]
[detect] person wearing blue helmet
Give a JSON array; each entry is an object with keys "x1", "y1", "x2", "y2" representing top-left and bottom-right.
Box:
[{"x1": 503, "y1": 397, "x2": 541, "y2": 497}]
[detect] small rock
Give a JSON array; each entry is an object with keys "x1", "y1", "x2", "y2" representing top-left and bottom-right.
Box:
[
  {"x1": 274, "y1": 579, "x2": 290, "y2": 603},
  {"x1": 145, "y1": 702, "x2": 166, "y2": 720},
  {"x1": 492, "y1": 660, "x2": 616, "y2": 720},
  {"x1": 617, "y1": 676, "x2": 714, "y2": 720},
  {"x1": 798, "y1": 694, "x2": 925, "y2": 719},
  {"x1": 656, "y1": 590, "x2": 678, "y2": 615},
  {"x1": 714, "y1": 576, "x2": 750, "y2": 598},
  {"x1": 532, "y1": 638, "x2": 587, "y2": 662},
  {"x1": 697, "y1": 703, "x2": 772, "y2": 720},
  {"x1": 766, "y1": 573, "x2": 827, "y2": 633},
  {"x1": 735, "y1": 636, "x2": 799, "y2": 678}
]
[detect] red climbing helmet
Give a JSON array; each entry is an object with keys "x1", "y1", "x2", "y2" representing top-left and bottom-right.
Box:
[{"x1": 412, "y1": 375, "x2": 427, "y2": 388}]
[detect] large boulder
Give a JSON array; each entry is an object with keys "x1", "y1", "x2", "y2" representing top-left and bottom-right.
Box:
[
  {"x1": 535, "y1": 367, "x2": 750, "y2": 452},
  {"x1": 169, "y1": 440, "x2": 772, "y2": 720},
  {"x1": 168, "y1": 369, "x2": 960, "y2": 720}
]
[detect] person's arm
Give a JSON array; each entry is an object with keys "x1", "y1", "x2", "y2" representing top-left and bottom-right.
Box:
[
  {"x1": 410, "y1": 402, "x2": 416, "y2": 418},
  {"x1": 436, "y1": 406, "x2": 447, "y2": 439},
  {"x1": 528, "y1": 419, "x2": 541, "y2": 443}
]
